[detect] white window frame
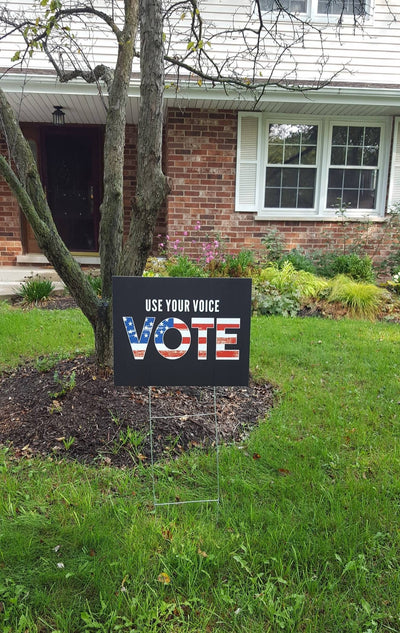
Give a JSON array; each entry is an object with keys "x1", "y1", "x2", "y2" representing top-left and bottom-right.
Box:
[
  {"x1": 262, "y1": 119, "x2": 322, "y2": 213},
  {"x1": 236, "y1": 112, "x2": 391, "y2": 220},
  {"x1": 259, "y1": 0, "x2": 373, "y2": 24}
]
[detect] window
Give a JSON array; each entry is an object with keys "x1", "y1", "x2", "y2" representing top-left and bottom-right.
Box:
[
  {"x1": 259, "y1": 0, "x2": 368, "y2": 18},
  {"x1": 236, "y1": 113, "x2": 389, "y2": 218},
  {"x1": 259, "y1": 0, "x2": 307, "y2": 12},
  {"x1": 265, "y1": 124, "x2": 318, "y2": 208},
  {"x1": 317, "y1": 0, "x2": 366, "y2": 16},
  {"x1": 327, "y1": 125, "x2": 380, "y2": 209}
]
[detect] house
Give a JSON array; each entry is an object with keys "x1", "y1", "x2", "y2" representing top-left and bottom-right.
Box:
[{"x1": 1, "y1": 0, "x2": 400, "y2": 268}]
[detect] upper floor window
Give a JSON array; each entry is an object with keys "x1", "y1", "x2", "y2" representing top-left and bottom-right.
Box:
[
  {"x1": 259, "y1": 0, "x2": 368, "y2": 19},
  {"x1": 317, "y1": 0, "x2": 366, "y2": 16},
  {"x1": 260, "y1": 0, "x2": 307, "y2": 12}
]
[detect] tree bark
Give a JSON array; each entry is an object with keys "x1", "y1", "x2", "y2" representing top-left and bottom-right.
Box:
[
  {"x1": 97, "y1": 0, "x2": 139, "y2": 365},
  {"x1": 120, "y1": 0, "x2": 170, "y2": 276}
]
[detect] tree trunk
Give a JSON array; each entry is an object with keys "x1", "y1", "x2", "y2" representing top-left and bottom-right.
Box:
[
  {"x1": 120, "y1": 0, "x2": 169, "y2": 276},
  {"x1": 99, "y1": 0, "x2": 139, "y2": 302},
  {"x1": 96, "y1": 0, "x2": 139, "y2": 365}
]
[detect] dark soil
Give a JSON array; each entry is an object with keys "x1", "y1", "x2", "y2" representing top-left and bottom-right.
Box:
[{"x1": 0, "y1": 350, "x2": 275, "y2": 468}]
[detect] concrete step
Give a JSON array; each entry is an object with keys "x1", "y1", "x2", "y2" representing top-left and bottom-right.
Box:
[{"x1": 0, "y1": 267, "x2": 65, "y2": 299}]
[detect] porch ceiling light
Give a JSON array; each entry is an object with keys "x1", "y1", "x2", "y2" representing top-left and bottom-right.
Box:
[{"x1": 52, "y1": 105, "x2": 65, "y2": 125}]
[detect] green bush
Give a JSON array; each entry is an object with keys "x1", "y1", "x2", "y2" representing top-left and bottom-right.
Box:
[
  {"x1": 327, "y1": 275, "x2": 387, "y2": 319},
  {"x1": 312, "y1": 251, "x2": 375, "y2": 282},
  {"x1": 379, "y1": 249, "x2": 400, "y2": 276},
  {"x1": 261, "y1": 228, "x2": 285, "y2": 262},
  {"x1": 17, "y1": 277, "x2": 55, "y2": 303},
  {"x1": 280, "y1": 248, "x2": 316, "y2": 274},
  {"x1": 211, "y1": 249, "x2": 255, "y2": 277}
]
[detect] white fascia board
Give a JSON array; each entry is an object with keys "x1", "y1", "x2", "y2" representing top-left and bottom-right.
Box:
[
  {"x1": 164, "y1": 82, "x2": 400, "y2": 108},
  {"x1": 1, "y1": 72, "x2": 141, "y2": 98}
]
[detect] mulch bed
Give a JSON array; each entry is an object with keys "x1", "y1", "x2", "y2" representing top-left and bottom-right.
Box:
[{"x1": 1, "y1": 296, "x2": 275, "y2": 466}]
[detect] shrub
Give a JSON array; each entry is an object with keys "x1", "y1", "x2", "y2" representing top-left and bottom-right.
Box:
[
  {"x1": 166, "y1": 255, "x2": 207, "y2": 278},
  {"x1": 380, "y1": 249, "x2": 400, "y2": 277},
  {"x1": 327, "y1": 275, "x2": 387, "y2": 319},
  {"x1": 280, "y1": 248, "x2": 316, "y2": 274},
  {"x1": 261, "y1": 228, "x2": 285, "y2": 263},
  {"x1": 210, "y1": 249, "x2": 255, "y2": 277},
  {"x1": 17, "y1": 277, "x2": 55, "y2": 303},
  {"x1": 312, "y1": 251, "x2": 375, "y2": 282}
]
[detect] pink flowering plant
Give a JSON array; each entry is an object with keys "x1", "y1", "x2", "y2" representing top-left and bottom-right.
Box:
[
  {"x1": 158, "y1": 221, "x2": 227, "y2": 276},
  {"x1": 157, "y1": 220, "x2": 255, "y2": 278}
]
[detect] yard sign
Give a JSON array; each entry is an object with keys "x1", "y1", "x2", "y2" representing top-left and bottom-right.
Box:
[{"x1": 113, "y1": 277, "x2": 252, "y2": 386}]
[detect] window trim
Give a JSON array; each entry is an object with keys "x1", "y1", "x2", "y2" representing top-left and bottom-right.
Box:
[
  {"x1": 236, "y1": 112, "x2": 391, "y2": 220},
  {"x1": 258, "y1": 0, "x2": 374, "y2": 24}
]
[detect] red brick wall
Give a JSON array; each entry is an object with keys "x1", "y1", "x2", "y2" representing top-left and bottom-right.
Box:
[
  {"x1": 165, "y1": 108, "x2": 396, "y2": 266},
  {"x1": 0, "y1": 111, "x2": 397, "y2": 267},
  {"x1": 0, "y1": 138, "x2": 23, "y2": 265}
]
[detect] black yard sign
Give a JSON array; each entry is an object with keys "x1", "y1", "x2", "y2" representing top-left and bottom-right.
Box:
[{"x1": 113, "y1": 277, "x2": 252, "y2": 386}]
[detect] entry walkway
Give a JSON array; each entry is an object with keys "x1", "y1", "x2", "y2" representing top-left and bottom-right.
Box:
[{"x1": 0, "y1": 267, "x2": 64, "y2": 299}]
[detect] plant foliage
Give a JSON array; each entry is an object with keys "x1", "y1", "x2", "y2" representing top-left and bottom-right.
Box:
[
  {"x1": 315, "y1": 252, "x2": 376, "y2": 282},
  {"x1": 17, "y1": 277, "x2": 55, "y2": 303},
  {"x1": 256, "y1": 262, "x2": 328, "y2": 299},
  {"x1": 166, "y1": 255, "x2": 207, "y2": 278},
  {"x1": 327, "y1": 275, "x2": 387, "y2": 319}
]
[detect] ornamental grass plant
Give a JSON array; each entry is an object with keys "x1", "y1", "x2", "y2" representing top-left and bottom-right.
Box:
[{"x1": 326, "y1": 274, "x2": 388, "y2": 319}]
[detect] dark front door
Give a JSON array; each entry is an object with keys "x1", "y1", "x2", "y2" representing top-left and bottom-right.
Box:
[{"x1": 43, "y1": 127, "x2": 102, "y2": 252}]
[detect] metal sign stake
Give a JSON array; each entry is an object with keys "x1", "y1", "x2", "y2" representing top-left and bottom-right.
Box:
[{"x1": 148, "y1": 385, "x2": 220, "y2": 508}]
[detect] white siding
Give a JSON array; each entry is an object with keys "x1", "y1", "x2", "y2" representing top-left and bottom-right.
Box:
[{"x1": 1, "y1": 0, "x2": 400, "y2": 87}]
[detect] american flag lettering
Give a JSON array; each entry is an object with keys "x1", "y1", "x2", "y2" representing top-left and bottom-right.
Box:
[
  {"x1": 123, "y1": 316, "x2": 155, "y2": 360},
  {"x1": 191, "y1": 318, "x2": 214, "y2": 360},
  {"x1": 216, "y1": 318, "x2": 240, "y2": 360},
  {"x1": 154, "y1": 317, "x2": 191, "y2": 360}
]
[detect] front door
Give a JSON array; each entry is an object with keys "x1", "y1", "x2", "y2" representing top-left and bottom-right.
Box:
[{"x1": 43, "y1": 127, "x2": 102, "y2": 252}]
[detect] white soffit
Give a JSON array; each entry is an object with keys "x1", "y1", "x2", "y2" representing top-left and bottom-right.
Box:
[
  {"x1": 2, "y1": 74, "x2": 141, "y2": 124},
  {"x1": 3, "y1": 73, "x2": 400, "y2": 122}
]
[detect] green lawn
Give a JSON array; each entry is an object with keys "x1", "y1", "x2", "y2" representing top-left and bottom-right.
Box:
[
  {"x1": 0, "y1": 302, "x2": 94, "y2": 371},
  {"x1": 1, "y1": 305, "x2": 400, "y2": 632}
]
